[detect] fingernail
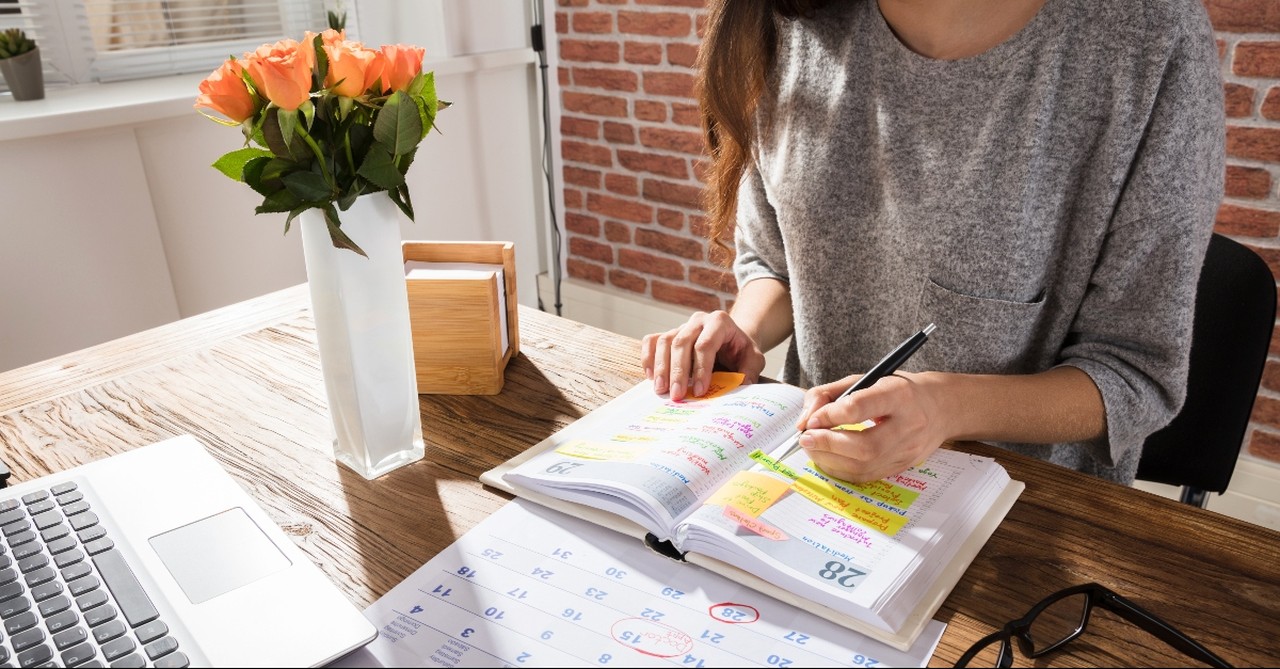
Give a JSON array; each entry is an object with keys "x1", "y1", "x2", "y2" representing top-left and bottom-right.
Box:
[
  {"x1": 799, "y1": 433, "x2": 814, "y2": 448},
  {"x1": 644, "y1": 366, "x2": 653, "y2": 380},
  {"x1": 694, "y1": 381, "x2": 706, "y2": 397},
  {"x1": 672, "y1": 381, "x2": 684, "y2": 401}
]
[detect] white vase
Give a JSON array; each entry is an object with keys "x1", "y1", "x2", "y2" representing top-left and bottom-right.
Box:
[{"x1": 299, "y1": 193, "x2": 424, "y2": 479}]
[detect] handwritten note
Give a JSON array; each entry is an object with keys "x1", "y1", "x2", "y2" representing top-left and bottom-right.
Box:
[
  {"x1": 332, "y1": 500, "x2": 945, "y2": 668},
  {"x1": 792, "y1": 476, "x2": 909, "y2": 536},
  {"x1": 555, "y1": 440, "x2": 645, "y2": 462},
  {"x1": 706, "y1": 471, "x2": 791, "y2": 517}
]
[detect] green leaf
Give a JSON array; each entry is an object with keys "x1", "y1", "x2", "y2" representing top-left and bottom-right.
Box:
[
  {"x1": 242, "y1": 156, "x2": 274, "y2": 196},
  {"x1": 372, "y1": 91, "x2": 423, "y2": 156},
  {"x1": 256, "y1": 188, "x2": 302, "y2": 214},
  {"x1": 312, "y1": 33, "x2": 328, "y2": 88},
  {"x1": 409, "y1": 72, "x2": 439, "y2": 140},
  {"x1": 277, "y1": 108, "x2": 298, "y2": 153},
  {"x1": 262, "y1": 108, "x2": 308, "y2": 161},
  {"x1": 211, "y1": 147, "x2": 273, "y2": 182},
  {"x1": 323, "y1": 205, "x2": 368, "y2": 257},
  {"x1": 356, "y1": 145, "x2": 403, "y2": 190},
  {"x1": 282, "y1": 170, "x2": 332, "y2": 202},
  {"x1": 389, "y1": 184, "x2": 414, "y2": 221}
]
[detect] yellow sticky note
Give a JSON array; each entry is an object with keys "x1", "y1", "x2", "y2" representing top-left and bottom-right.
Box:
[
  {"x1": 792, "y1": 475, "x2": 908, "y2": 535},
  {"x1": 707, "y1": 470, "x2": 791, "y2": 517},
  {"x1": 748, "y1": 449, "x2": 801, "y2": 480},
  {"x1": 843, "y1": 478, "x2": 920, "y2": 509},
  {"x1": 554, "y1": 439, "x2": 645, "y2": 462},
  {"x1": 832, "y1": 419, "x2": 876, "y2": 432}
]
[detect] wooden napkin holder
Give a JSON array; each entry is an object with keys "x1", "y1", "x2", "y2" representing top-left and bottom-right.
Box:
[{"x1": 403, "y1": 241, "x2": 519, "y2": 395}]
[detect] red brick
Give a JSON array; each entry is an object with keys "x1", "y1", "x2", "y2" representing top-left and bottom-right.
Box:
[
  {"x1": 1262, "y1": 359, "x2": 1280, "y2": 393},
  {"x1": 1225, "y1": 165, "x2": 1272, "y2": 199},
  {"x1": 1248, "y1": 429, "x2": 1280, "y2": 464},
  {"x1": 605, "y1": 220, "x2": 633, "y2": 243},
  {"x1": 667, "y1": 43, "x2": 700, "y2": 68},
  {"x1": 1249, "y1": 394, "x2": 1280, "y2": 430},
  {"x1": 637, "y1": 0, "x2": 705, "y2": 7},
  {"x1": 573, "y1": 67, "x2": 639, "y2": 92},
  {"x1": 555, "y1": 11, "x2": 568, "y2": 33},
  {"x1": 689, "y1": 265, "x2": 736, "y2": 293},
  {"x1": 587, "y1": 192, "x2": 655, "y2": 223},
  {"x1": 639, "y1": 126, "x2": 705, "y2": 155},
  {"x1": 572, "y1": 12, "x2": 613, "y2": 33},
  {"x1": 570, "y1": 236, "x2": 615, "y2": 263},
  {"x1": 1234, "y1": 41, "x2": 1280, "y2": 78},
  {"x1": 1215, "y1": 203, "x2": 1280, "y2": 237},
  {"x1": 558, "y1": 66, "x2": 571, "y2": 86},
  {"x1": 564, "y1": 166, "x2": 602, "y2": 188},
  {"x1": 561, "y1": 140, "x2": 614, "y2": 167},
  {"x1": 624, "y1": 42, "x2": 663, "y2": 65},
  {"x1": 635, "y1": 100, "x2": 668, "y2": 122},
  {"x1": 559, "y1": 39, "x2": 621, "y2": 63},
  {"x1": 672, "y1": 102, "x2": 701, "y2": 127},
  {"x1": 637, "y1": 227, "x2": 705, "y2": 260},
  {"x1": 1271, "y1": 322, "x2": 1280, "y2": 357},
  {"x1": 707, "y1": 241, "x2": 736, "y2": 267},
  {"x1": 609, "y1": 268, "x2": 648, "y2": 293},
  {"x1": 606, "y1": 173, "x2": 640, "y2": 196},
  {"x1": 689, "y1": 214, "x2": 710, "y2": 237},
  {"x1": 1226, "y1": 125, "x2": 1280, "y2": 162},
  {"x1": 644, "y1": 71, "x2": 697, "y2": 98},
  {"x1": 618, "y1": 10, "x2": 693, "y2": 37},
  {"x1": 604, "y1": 121, "x2": 636, "y2": 144},
  {"x1": 643, "y1": 178, "x2": 705, "y2": 209},
  {"x1": 561, "y1": 116, "x2": 600, "y2": 139},
  {"x1": 563, "y1": 91, "x2": 629, "y2": 117},
  {"x1": 564, "y1": 212, "x2": 601, "y2": 235},
  {"x1": 557, "y1": 0, "x2": 589, "y2": 6},
  {"x1": 657, "y1": 209, "x2": 685, "y2": 230},
  {"x1": 1224, "y1": 83, "x2": 1255, "y2": 118},
  {"x1": 1218, "y1": 38, "x2": 1227, "y2": 63},
  {"x1": 619, "y1": 248, "x2": 685, "y2": 280},
  {"x1": 563, "y1": 188, "x2": 583, "y2": 209},
  {"x1": 696, "y1": 12, "x2": 708, "y2": 38},
  {"x1": 1263, "y1": 86, "x2": 1280, "y2": 121},
  {"x1": 567, "y1": 258, "x2": 605, "y2": 283},
  {"x1": 618, "y1": 149, "x2": 688, "y2": 178},
  {"x1": 652, "y1": 280, "x2": 722, "y2": 311},
  {"x1": 1205, "y1": 0, "x2": 1280, "y2": 33},
  {"x1": 692, "y1": 159, "x2": 710, "y2": 183}
]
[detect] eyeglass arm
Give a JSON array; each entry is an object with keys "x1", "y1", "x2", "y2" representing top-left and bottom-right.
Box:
[{"x1": 1101, "y1": 591, "x2": 1233, "y2": 668}]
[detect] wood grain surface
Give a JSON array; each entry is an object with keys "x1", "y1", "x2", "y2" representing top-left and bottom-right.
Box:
[{"x1": 0, "y1": 284, "x2": 1276, "y2": 668}]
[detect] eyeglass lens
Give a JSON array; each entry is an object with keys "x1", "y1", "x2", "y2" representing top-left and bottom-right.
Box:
[{"x1": 1025, "y1": 591, "x2": 1090, "y2": 654}]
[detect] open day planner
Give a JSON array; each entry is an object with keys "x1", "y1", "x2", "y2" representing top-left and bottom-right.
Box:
[
  {"x1": 480, "y1": 373, "x2": 1023, "y2": 651},
  {"x1": 334, "y1": 500, "x2": 946, "y2": 668}
]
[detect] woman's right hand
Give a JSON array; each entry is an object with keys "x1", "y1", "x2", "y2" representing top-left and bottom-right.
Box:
[{"x1": 640, "y1": 311, "x2": 767, "y2": 401}]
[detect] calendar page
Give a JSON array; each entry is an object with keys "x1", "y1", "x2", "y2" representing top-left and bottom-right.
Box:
[{"x1": 330, "y1": 500, "x2": 944, "y2": 668}]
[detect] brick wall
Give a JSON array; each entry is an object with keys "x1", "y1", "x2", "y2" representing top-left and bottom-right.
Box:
[{"x1": 552, "y1": 0, "x2": 1280, "y2": 467}]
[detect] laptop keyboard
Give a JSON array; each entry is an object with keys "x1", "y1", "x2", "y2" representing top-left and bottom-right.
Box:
[{"x1": 0, "y1": 482, "x2": 189, "y2": 668}]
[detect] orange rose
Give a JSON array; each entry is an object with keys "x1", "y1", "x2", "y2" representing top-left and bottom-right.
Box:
[
  {"x1": 194, "y1": 58, "x2": 256, "y2": 123},
  {"x1": 243, "y1": 39, "x2": 313, "y2": 111},
  {"x1": 301, "y1": 28, "x2": 346, "y2": 71},
  {"x1": 373, "y1": 44, "x2": 425, "y2": 93},
  {"x1": 324, "y1": 40, "x2": 380, "y2": 97}
]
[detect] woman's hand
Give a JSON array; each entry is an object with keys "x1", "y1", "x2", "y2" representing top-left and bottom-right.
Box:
[
  {"x1": 640, "y1": 311, "x2": 768, "y2": 401},
  {"x1": 795, "y1": 372, "x2": 949, "y2": 483}
]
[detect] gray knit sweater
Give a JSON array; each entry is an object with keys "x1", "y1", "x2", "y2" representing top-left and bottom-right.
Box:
[{"x1": 734, "y1": 0, "x2": 1225, "y2": 483}]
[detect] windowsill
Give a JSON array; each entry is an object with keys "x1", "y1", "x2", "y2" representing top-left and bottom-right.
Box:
[{"x1": 0, "y1": 47, "x2": 535, "y2": 143}]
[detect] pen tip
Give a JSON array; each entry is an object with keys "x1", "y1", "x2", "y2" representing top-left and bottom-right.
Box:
[{"x1": 923, "y1": 323, "x2": 937, "y2": 336}]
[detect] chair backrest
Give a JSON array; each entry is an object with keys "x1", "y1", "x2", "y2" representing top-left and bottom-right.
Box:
[{"x1": 1136, "y1": 233, "x2": 1276, "y2": 506}]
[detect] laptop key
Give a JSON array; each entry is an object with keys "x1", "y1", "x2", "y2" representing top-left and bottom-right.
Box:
[
  {"x1": 28, "y1": 580, "x2": 62, "y2": 603},
  {"x1": 83, "y1": 538, "x2": 114, "y2": 556},
  {"x1": 1, "y1": 519, "x2": 30, "y2": 537},
  {"x1": 0, "y1": 499, "x2": 20, "y2": 513},
  {"x1": 53, "y1": 490, "x2": 83, "y2": 506},
  {"x1": 154, "y1": 651, "x2": 189, "y2": 668},
  {"x1": 67, "y1": 575, "x2": 99, "y2": 598},
  {"x1": 49, "y1": 483, "x2": 76, "y2": 497},
  {"x1": 73, "y1": 590, "x2": 107, "y2": 612},
  {"x1": 91, "y1": 550, "x2": 158, "y2": 628},
  {"x1": 0, "y1": 568, "x2": 16, "y2": 586},
  {"x1": 54, "y1": 549, "x2": 85, "y2": 570},
  {"x1": 16, "y1": 641, "x2": 52, "y2": 667},
  {"x1": 52, "y1": 625, "x2": 87, "y2": 650},
  {"x1": 100, "y1": 635, "x2": 135, "y2": 661},
  {"x1": 83, "y1": 604, "x2": 116, "y2": 628},
  {"x1": 39, "y1": 524, "x2": 69, "y2": 544},
  {"x1": 6, "y1": 531, "x2": 35, "y2": 549},
  {"x1": 68, "y1": 513, "x2": 98, "y2": 533},
  {"x1": 134, "y1": 619, "x2": 167, "y2": 644},
  {"x1": 107, "y1": 652, "x2": 144, "y2": 668},
  {"x1": 4, "y1": 610, "x2": 35, "y2": 635},
  {"x1": 20, "y1": 492, "x2": 48, "y2": 506},
  {"x1": 17, "y1": 554, "x2": 48, "y2": 574},
  {"x1": 43, "y1": 610, "x2": 78, "y2": 634},
  {"x1": 59, "y1": 561, "x2": 91, "y2": 583},
  {"x1": 0, "y1": 594, "x2": 32, "y2": 618},
  {"x1": 143, "y1": 636, "x2": 177, "y2": 660},
  {"x1": 36, "y1": 595, "x2": 69, "y2": 618},
  {"x1": 44, "y1": 536, "x2": 76, "y2": 556},
  {"x1": 11, "y1": 626, "x2": 43, "y2": 652},
  {"x1": 23, "y1": 566, "x2": 55, "y2": 588},
  {"x1": 25, "y1": 502, "x2": 54, "y2": 518},
  {"x1": 59, "y1": 641, "x2": 96, "y2": 667},
  {"x1": 76, "y1": 527, "x2": 106, "y2": 545},
  {"x1": 60, "y1": 501, "x2": 90, "y2": 518},
  {"x1": 92, "y1": 619, "x2": 125, "y2": 644},
  {"x1": 10, "y1": 541, "x2": 41, "y2": 561}
]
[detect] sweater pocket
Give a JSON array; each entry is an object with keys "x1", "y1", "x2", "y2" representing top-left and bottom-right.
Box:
[{"x1": 915, "y1": 277, "x2": 1046, "y2": 374}]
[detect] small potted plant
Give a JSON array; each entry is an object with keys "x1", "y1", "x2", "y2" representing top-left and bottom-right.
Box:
[{"x1": 0, "y1": 28, "x2": 43, "y2": 101}]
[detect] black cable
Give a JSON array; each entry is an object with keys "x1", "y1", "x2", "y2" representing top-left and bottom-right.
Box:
[{"x1": 531, "y1": 1, "x2": 563, "y2": 317}]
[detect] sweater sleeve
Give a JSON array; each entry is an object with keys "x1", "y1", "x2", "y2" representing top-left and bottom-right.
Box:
[
  {"x1": 733, "y1": 163, "x2": 790, "y2": 289},
  {"x1": 1060, "y1": 8, "x2": 1225, "y2": 467}
]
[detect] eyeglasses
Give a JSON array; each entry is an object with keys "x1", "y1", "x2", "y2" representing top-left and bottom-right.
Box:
[{"x1": 955, "y1": 583, "x2": 1232, "y2": 668}]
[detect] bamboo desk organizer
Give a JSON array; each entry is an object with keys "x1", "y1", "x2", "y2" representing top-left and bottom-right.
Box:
[{"x1": 402, "y1": 241, "x2": 519, "y2": 395}]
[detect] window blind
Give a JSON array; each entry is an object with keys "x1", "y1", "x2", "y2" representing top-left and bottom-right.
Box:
[{"x1": 2, "y1": 0, "x2": 355, "y2": 93}]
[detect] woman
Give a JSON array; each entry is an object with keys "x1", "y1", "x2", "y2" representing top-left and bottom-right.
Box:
[{"x1": 640, "y1": 0, "x2": 1225, "y2": 485}]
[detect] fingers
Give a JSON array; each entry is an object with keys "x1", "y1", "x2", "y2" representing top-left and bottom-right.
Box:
[{"x1": 640, "y1": 311, "x2": 765, "y2": 400}]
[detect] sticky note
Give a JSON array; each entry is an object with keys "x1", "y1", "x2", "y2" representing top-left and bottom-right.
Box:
[
  {"x1": 554, "y1": 440, "x2": 645, "y2": 462},
  {"x1": 722, "y1": 505, "x2": 787, "y2": 541},
  {"x1": 707, "y1": 471, "x2": 791, "y2": 517},
  {"x1": 792, "y1": 475, "x2": 908, "y2": 536},
  {"x1": 748, "y1": 449, "x2": 801, "y2": 480},
  {"x1": 697, "y1": 372, "x2": 745, "y2": 399}
]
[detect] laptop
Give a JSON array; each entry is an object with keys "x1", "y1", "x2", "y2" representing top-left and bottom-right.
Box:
[{"x1": 0, "y1": 434, "x2": 376, "y2": 667}]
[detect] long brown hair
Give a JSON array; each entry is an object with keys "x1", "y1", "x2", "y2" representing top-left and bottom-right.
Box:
[{"x1": 697, "y1": 0, "x2": 825, "y2": 260}]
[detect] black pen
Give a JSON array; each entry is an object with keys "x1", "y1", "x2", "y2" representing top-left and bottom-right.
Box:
[{"x1": 777, "y1": 323, "x2": 937, "y2": 462}]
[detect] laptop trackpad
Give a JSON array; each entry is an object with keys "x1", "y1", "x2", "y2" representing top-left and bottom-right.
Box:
[{"x1": 149, "y1": 507, "x2": 292, "y2": 604}]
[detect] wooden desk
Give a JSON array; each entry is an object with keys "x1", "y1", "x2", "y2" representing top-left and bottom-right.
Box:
[{"x1": 1, "y1": 284, "x2": 1276, "y2": 667}]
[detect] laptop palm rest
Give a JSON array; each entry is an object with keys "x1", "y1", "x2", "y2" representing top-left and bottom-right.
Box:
[{"x1": 148, "y1": 507, "x2": 292, "y2": 604}]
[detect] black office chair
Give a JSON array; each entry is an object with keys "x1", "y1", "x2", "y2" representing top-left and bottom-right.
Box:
[{"x1": 1135, "y1": 233, "x2": 1276, "y2": 507}]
